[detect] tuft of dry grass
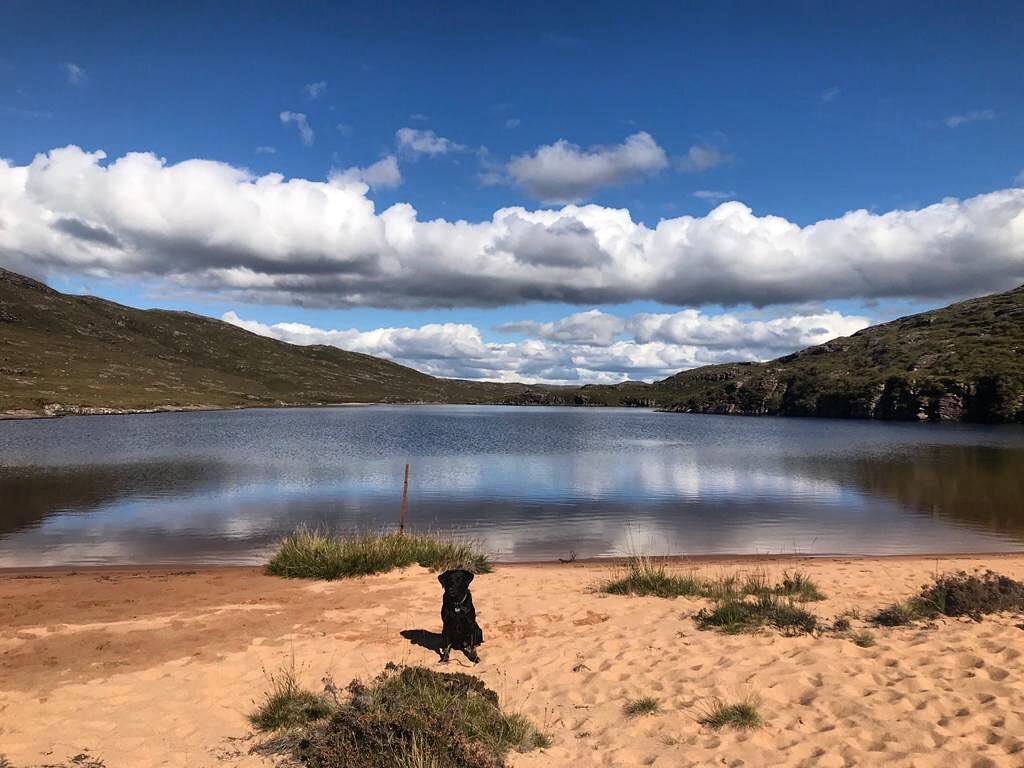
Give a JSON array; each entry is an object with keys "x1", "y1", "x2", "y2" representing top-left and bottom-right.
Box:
[
  {"x1": 695, "y1": 594, "x2": 818, "y2": 635},
  {"x1": 600, "y1": 558, "x2": 826, "y2": 603},
  {"x1": 250, "y1": 660, "x2": 333, "y2": 731},
  {"x1": 623, "y1": 696, "x2": 660, "y2": 717},
  {"x1": 698, "y1": 695, "x2": 763, "y2": 730},
  {"x1": 266, "y1": 526, "x2": 492, "y2": 580}
]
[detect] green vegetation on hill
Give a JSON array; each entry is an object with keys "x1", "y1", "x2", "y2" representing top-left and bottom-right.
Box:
[
  {"x1": 2, "y1": 266, "x2": 1021, "y2": 422},
  {"x1": 652, "y1": 284, "x2": 1024, "y2": 423},
  {"x1": 0, "y1": 267, "x2": 539, "y2": 415}
]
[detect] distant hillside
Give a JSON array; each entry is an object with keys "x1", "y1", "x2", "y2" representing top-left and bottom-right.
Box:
[
  {"x1": 653, "y1": 285, "x2": 1024, "y2": 423},
  {"x1": 2, "y1": 266, "x2": 1021, "y2": 422},
  {"x1": 0, "y1": 267, "x2": 540, "y2": 416}
]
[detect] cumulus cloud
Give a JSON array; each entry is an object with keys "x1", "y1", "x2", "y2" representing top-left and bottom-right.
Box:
[
  {"x1": 2, "y1": 145, "x2": 1024, "y2": 311},
  {"x1": 506, "y1": 132, "x2": 668, "y2": 203},
  {"x1": 677, "y1": 144, "x2": 728, "y2": 172},
  {"x1": 64, "y1": 62, "x2": 87, "y2": 85},
  {"x1": 945, "y1": 109, "x2": 995, "y2": 128},
  {"x1": 280, "y1": 111, "x2": 314, "y2": 145},
  {"x1": 330, "y1": 155, "x2": 402, "y2": 190},
  {"x1": 395, "y1": 127, "x2": 465, "y2": 156},
  {"x1": 222, "y1": 306, "x2": 870, "y2": 384},
  {"x1": 302, "y1": 80, "x2": 327, "y2": 100}
]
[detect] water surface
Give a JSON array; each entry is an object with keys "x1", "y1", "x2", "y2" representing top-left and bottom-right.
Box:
[{"x1": 1, "y1": 405, "x2": 1023, "y2": 565}]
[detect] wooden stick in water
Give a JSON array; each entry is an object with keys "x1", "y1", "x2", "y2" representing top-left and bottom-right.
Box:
[{"x1": 399, "y1": 463, "x2": 410, "y2": 533}]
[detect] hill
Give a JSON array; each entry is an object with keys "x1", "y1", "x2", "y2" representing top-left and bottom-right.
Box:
[
  {"x1": 652, "y1": 285, "x2": 1024, "y2": 423},
  {"x1": 0, "y1": 267, "x2": 539, "y2": 416},
  {"x1": 2, "y1": 267, "x2": 1021, "y2": 422}
]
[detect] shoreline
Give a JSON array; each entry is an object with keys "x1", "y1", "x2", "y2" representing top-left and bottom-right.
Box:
[{"x1": 4, "y1": 549, "x2": 1024, "y2": 577}]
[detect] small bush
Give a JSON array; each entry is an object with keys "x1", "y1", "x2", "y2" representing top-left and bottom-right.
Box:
[
  {"x1": 250, "y1": 663, "x2": 333, "y2": 731},
  {"x1": 266, "y1": 526, "x2": 492, "y2": 580},
  {"x1": 850, "y1": 630, "x2": 875, "y2": 648},
  {"x1": 699, "y1": 697, "x2": 763, "y2": 730},
  {"x1": 695, "y1": 595, "x2": 817, "y2": 635},
  {"x1": 832, "y1": 616, "x2": 851, "y2": 632},
  {"x1": 872, "y1": 570, "x2": 1024, "y2": 626},
  {"x1": 273, "y1": 664, "x2": 548, "y2": 768},
  {"x1": 871, "y1": 599, "x2": 934, "y2": 626},
  {"x1": 919, "y1": 570, "x2": 1024, "y2": 620},
  {"x1": 623, "y1": 697, "x2": 660, "y2": 717}
]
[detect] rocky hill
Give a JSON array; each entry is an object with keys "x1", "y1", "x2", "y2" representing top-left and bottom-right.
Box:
[{"x1": 654, "y1": 285, "x2": 1024, "y2": 423}]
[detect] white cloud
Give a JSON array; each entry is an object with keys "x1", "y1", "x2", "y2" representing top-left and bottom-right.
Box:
[
  {"x1": 64, "y1": 62, "x2": 86, "y2": 85},
  {"x1": 409, "y1": 113, "x2": 430, "y2": 122},
  {"x1": 1014, "y1": 169, "x2": 1024, "y2": 186},
  {"x1": 330, "y1": 155, "x2": 402, "y2": 190},
  {"x1": 302, "y1": 80, "x2": 327, "y2": 100},
  {"x1": 677, "y1": 144, "x2": 728, "y2": 172},
  {"x1": 506, "y1": 132, "x2": 668, "y2": 203},
  {"x1": 2, "y1": 145, "x2": 1024, "y2": 311},
  {"x1": 336, "y1": 123, "x2": 353, "y2": 136},
  {"x1": 945, "y1": 109, "x2": 995, "y2": 128},
  {"x1": 279, "y1": 111, "x2": 314, "y2": 146},
  {"x1": 254, "y1": 146, "x2": 277, "y2": 155},
  {"x1": 222, "y1": 306, "x2": 871, "y2": 384},
  {"x1": 821, "y1": 86, "x2": 841, "y2": 103},
  {"x1": 395, "y1": 127, "x2": 465, "y2": 156},
  {"x1": 505, "y1": 118, "x2": 521, "y2": 129},
  {"x1": 693, "y1": 189, "x2": 735, "y2": 201}
]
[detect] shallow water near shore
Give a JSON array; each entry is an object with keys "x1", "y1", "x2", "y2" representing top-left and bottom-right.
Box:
[{"x1": 1, "y1": 404, "x2": 1023, "y2": 566}]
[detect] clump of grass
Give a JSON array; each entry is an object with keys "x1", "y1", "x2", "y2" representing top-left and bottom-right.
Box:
[
  {"x1": 600, "y1": 558, "x2": 826, "y2": 603},
  {"x1": 600, "y1": 556, "x2": 705, "y2": 598},
  {"x1": 623, "y1": 696, "x2": 660, "y2": 717},
  {"x1": 266, "y1": 663, "x2": 548, "y2": 768},
  {"x1": 695, "y1": 594, "x2": 818, "y2": 635},
  {"x1": 0, "y1": 756, "x2": 10, "y2": 768},
  {"x1": 266, "y1": 526, "x2": 492, "y2": 580},
  {"x1": 699, "y1": 696, "x2": 763, "y2": 730},
  {"x1": 778, "y1": 570, "x2": 826, "y2": 602},
  {"x1": 850, "y1": 630, "x2": 875, "y2": 647},
  {"x1": 250, "y1": 662, "x2": 334, "y2": 731},
  {"x1": 872, "y1": 570, "x2": 1024, "y2": 626}
]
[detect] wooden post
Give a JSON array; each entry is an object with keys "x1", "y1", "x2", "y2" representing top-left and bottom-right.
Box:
[{"x1": 399, "y1": 463, "x2": 410, "y2": 533}]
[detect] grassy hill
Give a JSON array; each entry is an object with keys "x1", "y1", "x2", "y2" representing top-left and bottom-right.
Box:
[
  {"x1": 652, "y1": 285, "x2": 1024, "y2": 423},
  {"x1": 2, "y1": 266, "x2": 1021, "y2": 422},
  {"x1": 0, "y1": 267, "x2": 540, "y2": 416}
]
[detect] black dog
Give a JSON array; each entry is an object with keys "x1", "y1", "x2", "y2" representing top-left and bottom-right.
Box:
[{"x1": 438, "y1": 569, "x2": 483, "y2": 663}]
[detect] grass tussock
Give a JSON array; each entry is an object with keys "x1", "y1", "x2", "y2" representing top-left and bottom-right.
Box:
[
  {"x1": 262, "y1": 663, "x2": 548, "y2": 768},
  {"x1": 600, "y1": 557, "x2": 825, "y2": 603},
  {"x1": 872, "y1": 570, "x2": 1024, "y2": 626},
  {"x1": 250, "y1": 662, "x2": 334, "y2": 732},
  {"x1": 266, "y1": 526, "x2": 492, "y2": 580},
  {"x1": 698, "y1": 696, "x2": 763, "y2": 730},
  {"x1": 623, "y1": 697, "x2": 660, "y2": 717},
  {"x1": 695, "y1": 594, "x2": 818, "y2": 635},
  {"x1": 850, "y1": 630, "x2": 876, "y2": 648}
]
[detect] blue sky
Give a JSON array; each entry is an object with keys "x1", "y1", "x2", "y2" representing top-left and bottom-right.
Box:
[{"x1": 1, "y1": 1, "x2": 1023, "y2": 382}]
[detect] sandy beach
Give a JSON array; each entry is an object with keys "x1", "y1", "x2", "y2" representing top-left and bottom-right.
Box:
[{"x1": 2, "y1": 554, "x2": 1024, "y2": 767}]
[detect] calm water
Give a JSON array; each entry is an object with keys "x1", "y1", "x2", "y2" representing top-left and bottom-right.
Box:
[{"x1": 1, "y1": 405, "x2": 1023, "y2": 566}]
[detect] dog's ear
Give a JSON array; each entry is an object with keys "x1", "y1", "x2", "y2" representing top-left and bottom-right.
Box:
[
  {"x1": 462, "y1": 570, "x2": 475, "y2": 585},
  {"x1": 438, "y1": 570, "x2": 453, "y2": 586}
]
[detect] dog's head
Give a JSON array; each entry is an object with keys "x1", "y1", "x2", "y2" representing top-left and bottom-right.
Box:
[{"x1": 438, "y1": 569, "x2": 474, "y2": 599}]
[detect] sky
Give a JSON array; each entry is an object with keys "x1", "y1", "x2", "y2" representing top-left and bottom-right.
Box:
[{"x1": 1, "y1": 1, "x2": 1023, "y2": 383}]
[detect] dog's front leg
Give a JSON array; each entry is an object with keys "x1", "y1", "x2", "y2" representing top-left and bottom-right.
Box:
[
  {"x1": 439, "y1": 643, "x2": 451, "y2": 663},
  {"x1": 464, "y1": 645, "x2": 480, "y2": 664}
]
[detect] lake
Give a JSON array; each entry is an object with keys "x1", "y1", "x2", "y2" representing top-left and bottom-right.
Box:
[{"x1": 1, "y1": 405, "x2": 1023, "y2": 566}]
